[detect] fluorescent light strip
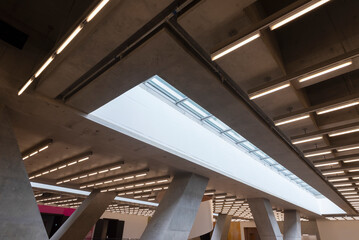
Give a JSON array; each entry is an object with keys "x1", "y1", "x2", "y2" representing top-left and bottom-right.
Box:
[
  {"x1": 211, "y1": 33, "x2": 260, "y2": 61},
  {"x1": 270, "y1": 0, "x2": 331, "y2": 30},
  {"x1": 22, "y1": 142, "x2": 52, "y2": 160},
  {"x1": 299, "y1": 60, "x2": 352, "y2": 83},
  {"x1": 349, "y1": 169, "x2": 359, "y2": 173},
  {"x1": 275, "y1": 114, "x2": 310, "y2": 126},
  {"x1": 31, "y1": 182, "x2": 158, "y2": 207},
  {"x1": 329, "y1": 127, "x2": 359, "y2": 137},
  {"x1": 337, "y1": 145, "x2": 359, "y2": 152},
  {"x1": 315, "y1": 162, "x2": 339, "y2": 167},
  {"x1": 18, "y1": 1, "x2": 111, "y2": 96},
  {"x1": 250, "y1": 83, "x2": 290, "y2": 100},
  {"x1": 322, "y1": 171, "x2": 344, "y2": 176},
  {"x1": 334, "y1": 183, "x2": 352, "y2": 187},
  {"x1": 293, "y1": 136, "x2": 322, "y2": 145},
  {"x1": 317, "y1": 102, "x2": 359, "y2": 115},
  {"x1": 86, "y1": 0, "x2": 110, "y2": 22},
  {"x1": 80, "y1": 172, "x2": 149, "y2": 188},
  {"x1": 304, "y1": 151, "x2": 331, "y2": 158},
  {"x1": 328, "y1": 178, "x2": 348, "y2": 182},
  {"x1": 344, "y1": 159, "x2": 359, "y2": 163},
  {"x1": 338, "y1": 188, "x2": 355, "y2": 192}
]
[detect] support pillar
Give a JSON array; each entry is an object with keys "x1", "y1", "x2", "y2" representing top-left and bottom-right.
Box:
[
  {"x1": 0, "y1": 106, "x2": 48, "y2": 240},
  {"x1": 283, "y1": 210, "x2": 301, "y2": 240},
  {"x1": 211, "y1": 214, "x2": 232, "y2": 240},
  {"x1": 51, "y1": 190, "x2": 116, "y2": 240},
  {"x1": 248, "y1": 198, "x2": 283, "y2": 240},
  {"x1": 140, "y1": 173, "x2": 208, "y2": 240}
]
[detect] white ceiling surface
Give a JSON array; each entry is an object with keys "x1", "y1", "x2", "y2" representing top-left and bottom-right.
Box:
[
  {"x1": 1, "y1": 0, "x2": 355, "y2": 217},
  {"x1": 89, "y1": 83, "x2": 344, "y2": 215}
]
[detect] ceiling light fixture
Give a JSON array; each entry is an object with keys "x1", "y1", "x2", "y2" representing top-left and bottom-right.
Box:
[
  {"x1": 337, "y1": 145, "x2": 359, "y2": 152},
  {"x1": 299, "y1": 60, "x2": 352, "y2": 83},
  {"x1": 275, "y1": 114, "x2": 310, "y2": 126},
  {"x1": 317, "y1": 102, "x2": 359, "y2": 115},
  {"x1": 293, "y1": 136, "x2": 322, "y2": 145},
  {"x1": 22, "y1": 139, "x2": 53, "y2": 160},
  {"x1": 328, "y1": 178, "x2": 348, "y2": 182},
  {"x1": 211, "y1": 33, "x2": 260, "y2": 61},
  {"x1": 270, "y1": 0, "x2": 331, "y2": 30},
  {"x1": 322, "y1": 171, "x2": 344, "y2": 176},
  {"x1": 304, "y1": 151, "x2": 331, "y2": 158},
  {"x1": 18, "y1": 1, "x2": 111, "y2": 96},
  {"x1": 329, "y1": 127, "x2": 359, "y2": 137},
  {"x1": 249, "y1": 83, "x2": 290, "y2": 100},
  {"x1": 315, "y1": 162, "x2": 339, "y2": 167}
]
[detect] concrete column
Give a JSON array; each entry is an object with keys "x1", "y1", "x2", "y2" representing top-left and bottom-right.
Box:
[
  {"x1": 0, "y1": 106, "x2": 48, "y2": 240},
  {"x1": 283, "y1": 210, "x2": 301, "y2": 240},
  {"x1": 248, "y1": 198, "x2": 283, "y2": 240},
  {"x1": 51, "y1": 190, "x2": 116, "y2": 240},
  {"x1": 140, "y1": 173, "x2": 208, "y2": 240},
  {"x1": 211, "y1": 214, "x2": 232, "y2": 240}
]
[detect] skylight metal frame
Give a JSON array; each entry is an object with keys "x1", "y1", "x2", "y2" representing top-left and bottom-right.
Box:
[{"x1": 144, "y1": 76, "x2": 322, "y2": 197}]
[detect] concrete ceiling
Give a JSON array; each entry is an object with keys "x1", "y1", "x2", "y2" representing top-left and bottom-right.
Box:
[{"x1": 1, "y1": 0, "x2": 359, "y2": 218}]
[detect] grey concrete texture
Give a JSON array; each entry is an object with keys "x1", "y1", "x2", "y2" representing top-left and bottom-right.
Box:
[
  {"x1": 50, "y1": 190, "x2": 116, "y2": 240},
  {"x1": 211, "y1": 214, "x2": 232, "y2": 240},
  {"x1": 283, "y1": 210, "x2": 301, "y2": 240},
  {"x1": 0, "y1": 106, "x2": 49, "y2": 240},
  {"x1": 140, "y1": 173, "x2": 208, "y2": 240},
  {"x1": 248, "y1": 198, "x2": 283, "y2": 240}
]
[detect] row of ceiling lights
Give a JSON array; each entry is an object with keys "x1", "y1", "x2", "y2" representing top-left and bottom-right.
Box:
[{"x1": 17, "y1": 0, "x2": 111, "y2": 95}]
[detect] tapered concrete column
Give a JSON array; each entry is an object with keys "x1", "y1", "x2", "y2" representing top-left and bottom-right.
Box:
[
  {"x1": 0, "y1": 106, "x2": 48, "y2": 240},
  {"x1": 211, "y1": 214, "x2": 232, "y2": 240},
  {"x1": 51, "y1": 190, "x2": 116, "y2": 240},
  {"x1": 140, "y1": 173, "x2": 208, "y2": 240},
  {"x1": 283, "y1": 210, "x2": 301, "y2": 240},
  {"x1": 248, "y1": 198, "x2": 283, "y2": 240}
]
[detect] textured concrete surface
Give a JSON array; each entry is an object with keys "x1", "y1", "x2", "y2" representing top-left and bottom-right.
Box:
[
  {"x1": 248, "y1": 198, "x2": 283, "y2": 240},
  {"x1": 141, "y1": 173, "x2": 208, "y2": 240},
  {"x1": 283, "y1": 210, "x2": 301, "y2": 240},
  {"x1": 0, "y1": 106, "x2": 49, "y2": 240},
  {"x1": 50, "y1": 190, "x2": 115, "y2": 240},
  {"x1": 211, "y1": 214, "x2": 232, "y2": 240}
]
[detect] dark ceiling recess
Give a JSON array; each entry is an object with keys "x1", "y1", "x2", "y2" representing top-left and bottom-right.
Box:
[{"x1": 0, "y1": 20, "x2": 28, "y2": 49}]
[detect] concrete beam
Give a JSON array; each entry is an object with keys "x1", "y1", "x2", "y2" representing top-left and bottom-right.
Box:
[
  {"x1": 140, "y1": 173, "x2": 208, "y2": 240},
  {"x1": 0, "y1": 106, "x2": 48, "y2": 240},
  {"x1": 248, "y1": 198, "x2": 283, "y2": 240},
  {"x1": 50, "y1": 190, "x2": 116, "y2": 240},
  {"x1": 211, "y1": 214, "x2": 232, "y2": 240},
  {"x1": 283, "y1": 210, "x2": 301, "y2": 240}
]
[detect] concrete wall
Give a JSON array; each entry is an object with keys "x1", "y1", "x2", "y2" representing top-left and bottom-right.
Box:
[{"x1": 100, "y1": 212, "x2": 148, "y2": 239}]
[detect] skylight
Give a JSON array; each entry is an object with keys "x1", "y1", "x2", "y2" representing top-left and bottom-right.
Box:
[{"x1": 144, "y1": 76, "x2": 322, "y2": 197}]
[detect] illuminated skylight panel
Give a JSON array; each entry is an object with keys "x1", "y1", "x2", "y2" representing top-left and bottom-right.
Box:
[{"x1": 144, "y1": 76, "x2": 322, "y2": 197}]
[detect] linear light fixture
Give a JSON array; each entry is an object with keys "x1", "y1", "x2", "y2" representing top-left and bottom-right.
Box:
[
  {"x1": 304, "y1": 151, "x2": 331, "y2": 158},
  {"x1": 317, "y1": 102, "x2": 359, "y2": 115},
  {"x1": 322, "y1": 171, "x2": 344, "y2": 176},
  {"x1": 275, "y1": 114, "x2": 310, "y2": 126},
  {"x1": 29, "y1": 152, "x2": 92, "y2": 179},
  {"x1": 329, "y1": 127, "x2": 359, "y2": 137},
  {"x1": 79, "y1": 169, "x2": 150, "y2": 189},
  {"x1": 328, "y1": 178, "x2": 348, "y2": 182},
  {"x1": 270, "y1": 0, "x2": 331, "y2": 30},
  {"x1": 334, "y1": 183, "x2": 352, "y2": 187},
  {"x1": 292, "y1": 136, "x2": 322, "y2": 145},
  {"x1": 299, "y1": 60, "x2": 352, "y2": 83},
  {"x1": 344, "y1": 159, "x2": 359, "y2": 163},
  {"x1": 22, "y1": 139, "x2": 53, "y2": 160},
  {"x1": 249, "y1": 83, "x2": 290, "y2": 100},
  {"x1": 337, "y1": 145, "x2": 359, "y2": 152},
  {"x1": 338, "y1": 188, "x2": 355, "y2": 192},
  {"x1": 315, "y1": 162, "x2": 339, "y2": 167},
  {"x1": 100, "y1": 177, "x2": 170, "y2": 193},
  {"x1": 17, "y1": 1, "x2": 111, "y2": 96},
  {"x1": 349, "y1": 169, "x2": 359, "y2": 173},
  {"x1": 211, "y1": 32, "x2": 260, "y2": 61},
  {"x1": 56, "y1": 161, "x2": 124, "y2": 185}
]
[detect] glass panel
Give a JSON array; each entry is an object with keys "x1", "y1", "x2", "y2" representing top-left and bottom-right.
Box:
[
  {"x1": 253, "y1": 151, "x2": 268, "y2": 159},
  {"x1": 263, "y1": 158, "x2": 276, "y2": 165},
  {"x1": 224, "y1": 130, "x2": 245, "y2": 143},
  {"x1": 204, "y1": 116, "x2": 230, "y2": 132},
  {"x1": 240, "y1": 141, "x2": 257, "y2": 151},
  {"x1": 179, "y1": 99, "x2": 210, "y2": 119},
  {"x1": 146, "y1": 76, "x2": 186, "y2": 102},
  {"x1": 273, "y1": 164, "x2": 285, "y2": 171}
]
